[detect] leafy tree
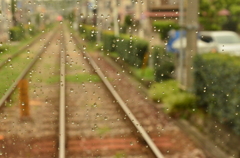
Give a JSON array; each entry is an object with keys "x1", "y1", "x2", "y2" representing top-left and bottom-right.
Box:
[{"x1": 199, "y1": 0, "x2": 240, "y2": 32}]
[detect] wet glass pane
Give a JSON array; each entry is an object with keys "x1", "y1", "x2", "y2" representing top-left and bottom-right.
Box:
[{"x1": 0, "y1": 0, "x2": 239, "y2": 158}]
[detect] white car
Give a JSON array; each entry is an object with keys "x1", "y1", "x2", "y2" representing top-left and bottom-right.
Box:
[
  {"x1": 200, "y1": 31, "x2": 240, "y2": 55},
  {"x1": 172, "y1": 31, "x2": 240, "y2": 55}
]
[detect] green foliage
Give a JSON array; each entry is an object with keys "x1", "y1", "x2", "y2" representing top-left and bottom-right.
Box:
[
  {"x1": 124, "y1": 15, "x2": 133, "y2": 26},
  {"x1": 132, "y1": 67, "x2": 155, "y2": 81},
  {"x1": 152, "y1": 45, "x2": 175, "y2": 82},
  {"x1": 35, "y1": 13, "x2": 41, "y2": 26},
  {"x1": 78, "y1": 24, "x2": 97, "y2": 42},
  {"x1": 68, "y1": 10, "x2": 75, "y2": 23},
  {"x1": 9, "y1": 24, "x2": 39, "y2": 41},
  {"x1": 152, "y1": 21, "x2": 180, "y2": 40},
  {"x1": 149, "y1": 80, "x2": 197, "y2": 116},
  {"x1": 0, "y1": 44, "x2": 9, "y2": 55},
  {"x1": 199, "y1": 0, "x2": 240, "y2": 32},
  {"x1": 25, "y1": 24, "x2": 38, "y2": 36},
  {"x1": 9, "y1": 25, "x2": 25, "y2": 41},
  {"x1": 115, "y1": 34, "x2": 149, "y2": 68},
  {"x1": 148, "y1": 80, "x2": 180, "y2": 102},
  {"x1": 194, "y1": 53, "x2": 240, "y2": 134},
  {"x1": 102, "y1": 31, "x2": 116, "y2": 52},
  {"x1": 163, "y1": 92, "x2": 197, "y2": 115}
]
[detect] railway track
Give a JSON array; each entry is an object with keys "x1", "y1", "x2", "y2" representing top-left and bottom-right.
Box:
[{"x1": 0, "y1": 24, "x2": 208, "y2": 158}]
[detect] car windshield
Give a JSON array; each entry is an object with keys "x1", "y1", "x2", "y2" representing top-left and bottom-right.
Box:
[{"x1": 214, "y1": 34, "x2": 240, "y2": 44}]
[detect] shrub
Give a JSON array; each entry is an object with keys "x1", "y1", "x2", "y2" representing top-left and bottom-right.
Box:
[
  {"x1": 9, "y1": 25, "x2": 25, "y2": 41},
  {"x1": 148, "y1": 80, "x2": 180, "y2": 102},
  {"x1": 132, "y1": 67, "x2": 155, "y2": 82},
  {"x1": 0, "y1": 44, "x2": 9, "y2": 54},
  {"x1": 115, "y1": 34, "x2": 148, "y2": 68},
  {"x1": 153, "y1": 21, "x2": 180, "y2": 40},
  {"x1": 25, "y1": 24, "x2": 38, "y2": 36},
  {"x1": 131, "y1": 39, "x2": 149, "y2": 67},
  {"x1": 163, "y1": 92, "x2": 197, "y2": 116},
  {"x1": 78, "y1": 24, "x2": 97, "y2": 42},
  {"x1": 149, "y1": 79, "x2": 197, "y2": 116},
  {"x1": 115, "y1": 34, "x2": 132, "y2": 61},
  {"x1": 152, "y1": 45, "x2": 175, "y2": 81},
  {"x1": 194, "y1": 53, "x2": 240, "y2": 134},
  {"x1": 102, "y1": 31, "x2": 116, "y2": 52}
]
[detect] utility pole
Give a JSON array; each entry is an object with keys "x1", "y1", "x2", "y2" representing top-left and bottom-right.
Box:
[
  {"x1": 113, "y1": 0, "x2": 119, "y2": 36},
  {"x1": 11, "y1": 0, "x2": 17, "y2": 26},
  {"x1": 178, "y1": 0, "x2": 184, "y2": 86},
  {"x1": 185, "y1": 0, "x2": 198, "y2": 91}
]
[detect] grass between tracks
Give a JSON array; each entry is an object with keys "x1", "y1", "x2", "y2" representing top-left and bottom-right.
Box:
[
  {"x1": 0, "y1": 31, "x2": 45, "y2": 64},
  {"x1": 0, "y1": 51, "x2": 36, "y2": 97},
  {"x1": 45, "y1": 74, "x2": 101, "y2": 84},
  {"x1": 0, "y1": 25, "x2": 56, "y2": 96}
]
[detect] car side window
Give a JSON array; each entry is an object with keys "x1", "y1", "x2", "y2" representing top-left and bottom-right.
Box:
[{"x1": 200, "y1": 35, "x2": 213, "y2": 43}]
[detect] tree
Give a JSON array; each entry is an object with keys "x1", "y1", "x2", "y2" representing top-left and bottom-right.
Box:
[{"x1": 199, "y1": 0, "x2": 240, "y2": 32}]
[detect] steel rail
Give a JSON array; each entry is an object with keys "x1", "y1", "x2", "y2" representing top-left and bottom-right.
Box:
[
  {"x1": 0, "y1": 27, "x2": 55, "y2": 69},
  {"x1": 58, "y1": 25, "x2": 66, "y2": 158},
  {"x1": 72, "y1": 35, "x2": 164, "y2": 158},
  {"x1": 0, "y1": 27, "x2": 59, "y2": 108}
]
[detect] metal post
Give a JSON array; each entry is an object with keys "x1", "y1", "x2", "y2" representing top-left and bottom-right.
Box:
[
  {"x1": 138, "y1": 0, "x2": 144, "y2": 38},
  {"x1": 18, "y1": 79, "x2": 30, "y2": 118},
  {"x1": 185, "y1": 0, "x2": 198, "y2": 91},
  {"x1": 96, "y1": 0, "x2": 101, "y2": 43},
  {"x1": 178, "y1": 0, "x2": 184, "y2": 86}
]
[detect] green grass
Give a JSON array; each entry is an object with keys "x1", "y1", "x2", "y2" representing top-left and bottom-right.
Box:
[
  {"x1": 66, "y1": 74, "x2": 100, "y2": 83},
  {"x1": 65, "y1": 63, "x2": 82, "y2": 70},
  {"x1": 0, "y1": 30, "x2": 45, "y2": 64},
  {"x1": 114, "y1": 152, "x2": 127, "y2": 158},
  {"x1": 132, "y1": 67, "x2": 155, "y2": 81},
  {"x1": 0, "y1": 53, "x2": 34, "y2": 97},
  {"x1": 97, "y1": 126, "x2": 111, "y2": 135},
  {"x1": 45, "y1": 72, "x2": 101, "y2": 85},
  {"x1": 46, "y1": 75, "x2": 60, "y2": 84}
]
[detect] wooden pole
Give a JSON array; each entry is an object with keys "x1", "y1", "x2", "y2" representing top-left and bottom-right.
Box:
[{"x1": 18, "y1": 79, "x2": 30, "y2": 118}]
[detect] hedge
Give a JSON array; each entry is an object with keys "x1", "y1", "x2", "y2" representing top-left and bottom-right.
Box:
[
  {"x1": 79, "y1": 24, "x2": 97, "y2": 42},
  {"x1": 81, "y1": 28, "x2": 149, "y2": 68},
  {"x1": 9, "y1": 25, "x2": 25, "y2": 41},
  {"x1": 0, "y1": 45, "x2": 8, "y2": 54},
  {"x1": 194, "y1": 53, "x2": 240, "y2": 134},
  {"x1": 153, "y1": 21, "x2": 180, "y2": 40},
  {"x1": 152, "y1": 45, "x2": 175, "y2": 81},
  {"x1": 115, "y1": 34, "x2": 149, "y2": 68},
  {"x1": 9, "y1": 24, "x2": 39, "y2": 41},
  {"x1": 102, "y1": 31, "x2": 116, "y2": 52}
]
